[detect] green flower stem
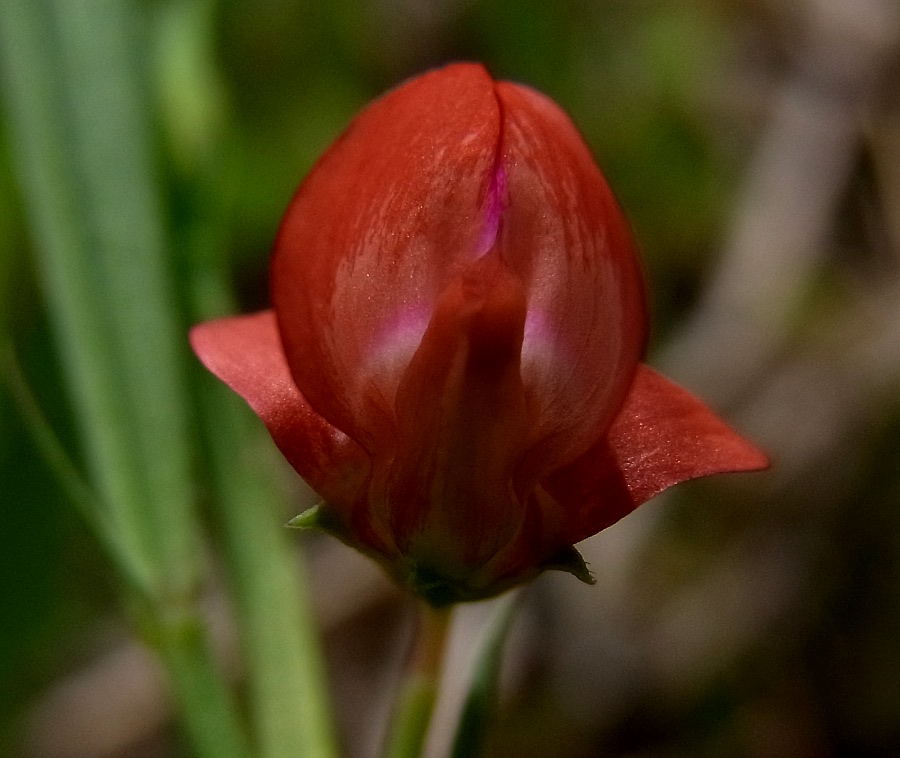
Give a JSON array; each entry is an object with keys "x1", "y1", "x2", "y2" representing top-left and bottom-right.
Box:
[
  {"x1": 450, "y1": 593, "x2": 520, "y2": 758},
  {"x1": 198, "y1": 380, "x2": 340, "y2": 758},
  {"x1": 156, "y1": 2, "x2": 340, "y2": 751},
  {"x1": 384, "y1": 604, "x2": 453, "y2": 758},
  {"x1": 150, "y1": 607, "x2": 252, "y2": 758}
]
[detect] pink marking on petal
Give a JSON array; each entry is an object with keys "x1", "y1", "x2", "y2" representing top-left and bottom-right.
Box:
[
  {"x1": 271, "y1": 63, "x2": 502, "y2": 453},
  {"x1": 364, "y1": 305, "x2": 431, "y2": 392},
  {"x1": 474, "y1": 162, "x2": 507, "y2": 258}
]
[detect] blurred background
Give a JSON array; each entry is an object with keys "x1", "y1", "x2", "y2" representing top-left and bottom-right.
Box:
[{"x1": 2, "y1": 0, "x2": 900, "y2": 756}]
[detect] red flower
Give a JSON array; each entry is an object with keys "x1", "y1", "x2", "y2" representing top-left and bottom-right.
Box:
[{"x1": 190, "y1": 63, "x2": 767, "y2": 604}]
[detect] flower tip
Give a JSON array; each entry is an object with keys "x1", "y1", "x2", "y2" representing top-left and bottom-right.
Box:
[{"x1": 747, "y1": 444, "x2": 771, "y2": 473}]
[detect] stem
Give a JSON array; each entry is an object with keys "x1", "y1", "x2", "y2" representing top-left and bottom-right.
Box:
[
  {"x1": 151, "y1": 608, "x2": 252, "y2": 758},
  {"x1": 383, "y1": 604, "x2": 453, "y2": 758},
  {"x1": 201, "y1": 380, "x2": 339, "y2": 758},
  {"x1": 161, "y1": 1, "x2": 339, "y2": 748},
  {"x1": 450, "y1": 592, "x2": 520, "y2": 758}
]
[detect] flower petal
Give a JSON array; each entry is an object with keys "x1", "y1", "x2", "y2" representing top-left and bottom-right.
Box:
[
  {"x1": 189, "y1": 311, "x2": 369, "y2": 507},
  {"x1": 495, "y1": 81, "x2": 648, "y2": 480},
  {"x1": 271, "y1": 63, "x2": 503, "y2": 453},
  {"x1": 383, "y1": 254, "x2": 530, "y2": 578},
  {"x1": 545, "y1": 365, "x2": 769, "y2": 545}
]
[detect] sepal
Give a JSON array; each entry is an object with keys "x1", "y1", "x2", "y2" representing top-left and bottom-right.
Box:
[
  {"x1": 542, "y1": 545, "x2": 595, "y2": 585},
  {"x1": 286, "y1": 502, "x2": 343, "y2": 538}
]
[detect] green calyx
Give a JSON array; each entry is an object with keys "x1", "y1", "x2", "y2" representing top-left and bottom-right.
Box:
[
  {"x1": 403, "y1": 562, "x2": 490, "y2": 608},
  {"x1": 399, "y1": 544, "x2": 594, "y2": 607},
  {"x1": 288, "y1": 504, "x2": 595, "y2": 605}
]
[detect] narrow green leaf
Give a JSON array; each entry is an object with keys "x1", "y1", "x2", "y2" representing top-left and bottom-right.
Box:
[
  {"x1": 0, "y1": 0, "x2": 159, "y2": 589},
  {"x1": 0, "y1": 0, "x2": 199, "y2": 597},
  {"x1": 160, "y1": 2, "x2": 339, "y2": 751},
  {"x1": 1, "y1": 3, "x2": 251, "y2": 756},
  {"x1": 48, "y1": 0, "x2": 199, "y2": 595},
  {"x1": 0, "y1": 340, "x2": 151, "y2": 595}
]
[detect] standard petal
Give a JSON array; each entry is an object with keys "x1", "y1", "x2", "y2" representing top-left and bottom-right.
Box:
[
  {"x1": 495, "y1": 81, "x2": 648, "y2": 481},
  {"x1": 271, "y1": 63, "x2": 503, "y2": 453},
  {"x1": 189, "y1": 311, "x2": 369, "y2": 508},
  {"x1": 545, "y1": 365, "x2": 769, "y2": 545}
]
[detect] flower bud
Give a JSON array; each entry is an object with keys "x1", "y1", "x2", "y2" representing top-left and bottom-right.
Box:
[{"x1": 190, "y1": 64, "x2": 767, "y2": 604}]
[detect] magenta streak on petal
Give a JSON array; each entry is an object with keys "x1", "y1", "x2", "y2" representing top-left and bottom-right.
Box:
[
  {"x1": 365, "y1": 305, "x2": 431, "y2": 386},
  {"x1": 473, "y1": 160, "x2": 507, "y2": 258}
]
